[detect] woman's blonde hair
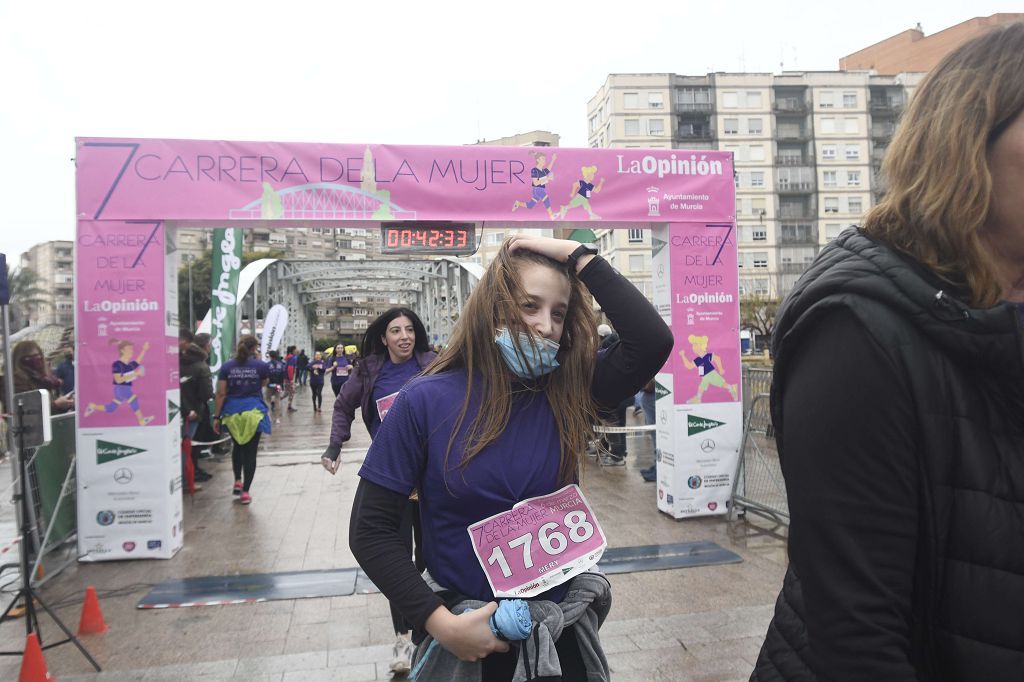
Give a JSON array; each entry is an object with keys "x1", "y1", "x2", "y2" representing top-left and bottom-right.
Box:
[
  {"x1": 426, "y1": 240, "x2": 599, "y2": 486},
  {"x1": 862, "y1": 21, "x2": 1024, "y2": 307}
]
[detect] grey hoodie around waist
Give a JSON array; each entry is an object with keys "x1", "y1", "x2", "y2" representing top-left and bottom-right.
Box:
[{"x1": 409, "y1": 570, "x2": 612, "y2": 681}]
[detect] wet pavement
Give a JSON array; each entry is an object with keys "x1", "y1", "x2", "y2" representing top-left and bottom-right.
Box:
[{"x1": 0, "y1": 387, "x2": 789, "y2": 681}]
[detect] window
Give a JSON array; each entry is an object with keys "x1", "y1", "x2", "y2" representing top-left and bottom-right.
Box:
[
  {"x1": 753, "y1": 228, "x2": 767, "y2": 241},
  {"x1": 847, "y1": 170, "x2": 861, "y2": 187},
  {"x1": 845, "y1": 145, "x2": 860, "y2": 160},
  {"x1": 750, "y1": 171, "x2": 764, "y2": 187},
  {"x1": 825, "y1": 223, "x2": 843, "y2": 241},
  {"x1": 843, "y1": 92, "x2": 857, "y2": 108},
  {"x1": 848, "y1": 197, "x2": 863, "y2": 214},
  {"x1": 589, "y1": 115, "x2": 597, "y2": 133},
  {"x1": 749, "y1": 145, "x2": 765, "y2": 162},
  {"x1": 624, "y1": 119, "x2": 640, "y2": 136},
  {"x1": 723, "y1": 118, "x2": 739, "y2": 134},
  {"x1": 822, "y1": 144, "x2": 836, "y2": 160},
  {"x1": 629, "y1": 254, "x2": 645, "y2": 272},
  {"x1": 820, "y1": 92, "x2": 834, "y2": 108},
  {"x1": 748, "y1": 117, "x2": 763, "y2": 134},
  {"x1": 648, "y1": 92, "x2": 664, "y2": 109},
  {"x1": 823, "y1": 170, "x2": 837, "y2": 187},
  {"x1": 820, "y1": 118, "x2": 836, "y2": 134},
  {"x1": 751, "y1": 197, "x2": 767, "y2": 216},
  {"x1": 624, "y1": 92, "x2": 638, "y2": 109},
  {"x1": 753, "y1": 252, "x2": 769, "y2": 268},
  {"x1": 844, "y1": 117, "x2": 858, "y2": 134},
  {"x1": 746, "y1": 91, "x2": 763, "y2": 108},
  {"x1": 723, "y1": 91, "x2": 738, "y2": 108},
  {"x1": 628, "y1": 229, "x2": 644, "y2": 243},
  {"x1": 648, "y1": 118, "x2": 665, "y2": 135},
  {"x1": 824, "y1": 197, "x2": 839, "y2": 214}
]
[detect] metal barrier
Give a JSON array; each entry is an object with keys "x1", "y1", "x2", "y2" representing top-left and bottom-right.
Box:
[
  {"x1": 741, "y1": 366, "x2": 773, "y2": 418},
  {"x1": 730, "y1": 393, "x2": 789, "y2": 524}
]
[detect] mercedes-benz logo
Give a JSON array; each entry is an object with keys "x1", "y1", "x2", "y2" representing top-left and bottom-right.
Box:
[
  {"x1": 114, "y1": 468, "x2": 133, "y2": 484},
  {"x1": 660, "y1": 410, "x2": 668, "y2": 425},
  {"x1": 700, "y1": 439, "x2": 716, "y2": 453}
]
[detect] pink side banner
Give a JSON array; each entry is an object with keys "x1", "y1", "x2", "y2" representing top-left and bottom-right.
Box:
[
  {"x1": 667, "y1": 223, "x2": 741, "y2": 405},
  {"x1": 76, "y1": 138, "x2": 735, "y2": 224},
  {"x1": 76, "y1": 221, "x2": 171, "y2": 428}
]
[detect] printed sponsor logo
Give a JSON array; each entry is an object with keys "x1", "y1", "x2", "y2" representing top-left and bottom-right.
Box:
[
  {"x1": 97, "y1": 440, "x2": 146, "y2": 465},
  {"x1": 168, "y1": 398, "x2": 179, "y2": 423},
  {"x1": 700, "y1": 439, "x2": 716, "y2": 453},
  {"x1": 114, "y1": 468, "x2": 134, "y2": 484},
  {"x1": 88, "y1": 542, "x2": 112, "y2": 556},
  {"x1": 123, "y1": 541, "x2": 136, "y2": 552},
  {"x1": 687, "y1": 476, "x2": 702, "y2": 489},
  {"x1": 687, "y1": 414, "x2": 725, "y2": 437},
  {"x1": 667, "y1": 494, "x2": 674, "y2": 504},
  {"x1": 658, "y1": 488, "x2": 664, "y2": 500},
  {"x1": 96, "y1": 510, "x2": 115, "y2": 526},
  {"x1": 147, "y1": 540, "x2": 162, "y2": 550},
  {"x1": 654, "y1": 380, "x2": 671, "y2": 401},
  {"x1": 708, "y1": 501, "x2": 718, "y2": 511}
]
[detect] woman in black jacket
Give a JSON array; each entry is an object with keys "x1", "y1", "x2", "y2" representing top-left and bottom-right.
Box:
[{"x1": 752, "y1": 23, "x2": 1024, "y2": 680}]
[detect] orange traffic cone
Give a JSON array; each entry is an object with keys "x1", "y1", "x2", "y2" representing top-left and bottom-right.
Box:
[
  {"x1": 19, "y1": 632, "x2": 53, "y2": 682},
  {"x1": 77, "y1": 585, "x2": 108, "y2": 635}
]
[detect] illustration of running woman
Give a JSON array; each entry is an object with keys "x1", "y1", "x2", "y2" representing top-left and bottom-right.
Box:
[
  {"x1": 512, "y1": 151, "x2": 558, "y2": 219},
  {"x1": 680, "y1": 334, "x2": 738, "y2": 403},
  {"x1": 85, "y1": 338, "x2": 155, "y2": 425},
  {"x1": 558, "y1": 165, "x2": 605, "y2": 220}
]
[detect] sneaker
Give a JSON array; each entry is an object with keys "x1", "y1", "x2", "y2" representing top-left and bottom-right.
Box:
[
  {"x1": 287, "y1": 406, "x2": 298, "y2": 412},
  {"x1": 192, "y1": 482, "x2": 203, "y2": 492},
  {"x1": 239, "y1": 491, "x2": 252, "y2": 505},
  {"x1": 194, "y1": 469, "x2": 213, "y2": 482},
  {"x1": 600, "y1": 454, "x2": 626, "y2": 467},
  {"x1": 389, "y1": 633, "x2": 414, "y2": 675},
  {"x1": 232, "y1": 481, "x2": 243, "y2": 496}
]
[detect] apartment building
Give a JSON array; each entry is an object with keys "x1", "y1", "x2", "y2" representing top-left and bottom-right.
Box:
[
  {"x1": 586, "y1": 70, "x2": 925, "y2": 299},
  {"x1": 18, "y1": 240, "x2": 75, "y2": 327}
]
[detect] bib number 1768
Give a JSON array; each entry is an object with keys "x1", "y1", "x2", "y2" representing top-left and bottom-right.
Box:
[{"x1": 487, "y1": 511, "x2": 595, "y2": 578}]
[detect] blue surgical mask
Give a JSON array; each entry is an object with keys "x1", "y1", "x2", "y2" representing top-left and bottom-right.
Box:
[{"x1": 495, "y1": 328, "x2": 560, "y2": 378}]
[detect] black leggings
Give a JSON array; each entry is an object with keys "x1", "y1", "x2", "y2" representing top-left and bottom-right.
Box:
[
  {"x1": 389, "y1": 499, "x2": 423, "y2": 634},
  {"x1": 310, "y1": 383, "x2": 324, "y2": 410},
  {"x1": 481, "y1": 625, "x2": 588, "y2": 681},
  {"x1": 331, "y1": 378, "x2": 347, "y2": 397},
  {"x1": 231, "y1": 431, "x2": 261, "y2": 492}
]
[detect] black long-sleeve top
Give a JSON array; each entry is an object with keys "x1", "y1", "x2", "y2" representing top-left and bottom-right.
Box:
[{"x1": 349, "y1": 255, "x2": 673, "y2": 632}]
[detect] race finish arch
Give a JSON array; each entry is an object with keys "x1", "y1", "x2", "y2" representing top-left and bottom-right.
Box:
[{"x1": 74, "y1": 138, "x2": 739, "y2": 561}]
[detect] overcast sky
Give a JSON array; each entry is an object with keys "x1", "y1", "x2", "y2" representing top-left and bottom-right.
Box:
[{"x1": 1, "y1": 0, "x2": 1017, "y2": 262}]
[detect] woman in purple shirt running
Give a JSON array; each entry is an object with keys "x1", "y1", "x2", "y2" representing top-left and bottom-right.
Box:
[{"x1": 84, "y1": 338, "x2": 154, "y2": 426}]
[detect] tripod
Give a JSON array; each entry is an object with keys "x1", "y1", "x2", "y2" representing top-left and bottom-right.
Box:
[{"x1": 0, "y1": 400, "x2": 100, "y2": 671}]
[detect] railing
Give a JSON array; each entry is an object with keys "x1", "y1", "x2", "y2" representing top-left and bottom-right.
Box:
[
  {"x1": 774, "y1": 98, "x2": 808, "y2": 113},
  {"x1": 870, "y1": 99, "x2": 904, "y2": 113},
  {"x1": 730, "y1": 393, "x2": 789, "y2": 524},
  {"x1": 779, "y1": 263, "x2": 811, "y2": 274},
  {"x1": 675, "y1": 130, "x2": 714, "y2": 140},
  {"x1": 774, "y1": 156, "x2": 808, "y2": 166},
  {"x1": 677, "y1": 102, "x2": 713, "y2": 112},
  {"x1": 776, "y1": 181, "x2": 815, "y2": 194},
  {"x1": 776, "y1": 129, "x2": 809, "y2": 141}
]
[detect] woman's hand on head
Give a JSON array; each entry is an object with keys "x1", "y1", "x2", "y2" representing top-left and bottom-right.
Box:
[
  {"x1": 426, "y1": 602, "x2": 510, "y2": 662},
  {"x1": 507, "y1": 233, "x2": 577, "y2": 264}
]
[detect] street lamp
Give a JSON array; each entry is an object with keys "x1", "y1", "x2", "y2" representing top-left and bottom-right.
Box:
[{"x1": 184, "y1": 254, "x2": 195, "y2": 331}]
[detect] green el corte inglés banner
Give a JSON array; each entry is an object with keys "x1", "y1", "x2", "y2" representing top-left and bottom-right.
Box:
[{"x1": 209, "y1": 228, "x2": 243, "y2": 377}]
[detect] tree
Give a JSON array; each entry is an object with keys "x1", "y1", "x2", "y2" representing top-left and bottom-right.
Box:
[
  {"x1": 5, "y1": 263, "x2": 49, "y2": 331},
  {"x1": 178, "y1": 248, "x2": 287, "y2": 330},
  {"x1": 740, "y1": 294, "x2": 781, "y2": 347}
]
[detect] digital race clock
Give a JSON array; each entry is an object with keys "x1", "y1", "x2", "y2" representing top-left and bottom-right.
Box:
[{"x1": 380, "y1": 222, "x2": 477, "y2": 256}]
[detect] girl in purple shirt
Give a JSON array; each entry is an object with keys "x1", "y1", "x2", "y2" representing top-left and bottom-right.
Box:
[{"x1": 84, "y1": 338, "x2": 154, "y2": 426}]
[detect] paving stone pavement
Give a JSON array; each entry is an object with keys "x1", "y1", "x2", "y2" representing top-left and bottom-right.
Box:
[{"x1": 0, "y1": 389, "x2": 789, "y2": 680}]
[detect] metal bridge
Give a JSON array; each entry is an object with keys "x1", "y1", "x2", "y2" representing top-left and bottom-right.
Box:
[{"x1": 228, "y1": 183, "x2": 418, "y2": 221}]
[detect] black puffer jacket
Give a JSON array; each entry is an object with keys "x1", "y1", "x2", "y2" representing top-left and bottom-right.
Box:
[
  {"x1": 180, "y1": 343, "x2": 214, "y2": 418},
  {"x1": 752, "y1": 229, "x2": 1024, "y2": 680}
]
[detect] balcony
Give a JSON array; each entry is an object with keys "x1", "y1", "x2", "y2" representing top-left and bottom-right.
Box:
[
  {"x1": 871, "y1": 126, "x2": 896, "y2": 142},
  {"x1": 776, "y1": 128, "x2": 810, "y2": 142},
  {"x1": 675, "y1": 129, "x2": 714, "y2": 141},
  {"x1": 778, "y1": 209, "x2": 815, "y2": 220},
  {"x1": 775, "y1": 156, "x2": 808, "y2": 166},
  {"x1": 776, "y1": 181, "x2": 815, "y2": 194},
  {"x1": 780, "y1": 262, "x2": 812, "y2": 274},
  {"x1": 677, "y1": 102, "x2": 713, "y2": 113},
  {"x1": 870, "y1": 98, "x2": 904, "y2": 114},
  {"x1": 774, "y1": 98, "x2": 809, "y2": 113},
  {"x1": 779, "y1": 224, "x2": 818, "y2": 245}
]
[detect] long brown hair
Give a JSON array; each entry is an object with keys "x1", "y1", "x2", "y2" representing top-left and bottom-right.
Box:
[
  {"x1": 235, "y1": 335, "x2": 259, "y2": 363},
  {"x1": 426, "y1": 240, "x2": 599, "y2": 486},
  {"x1": 862, "y1": 22, "x2": 1024, "y2": 307}
]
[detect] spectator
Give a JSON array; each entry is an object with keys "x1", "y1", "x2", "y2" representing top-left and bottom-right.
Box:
[
  {"x1": 53, "y1": 346, "x2": 74, "y2": 395},
  {"x1": 179, "y1": 329, "x2": 213, "y2": 483}
]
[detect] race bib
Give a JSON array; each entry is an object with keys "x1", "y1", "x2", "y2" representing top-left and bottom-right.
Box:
[
  {"x1": 335, "y1": 365, "x2": 350, "y2": 377},
  {"x1": 376, "y1": 391, "x2": 399, "y2": 421},
  {"x1": 468, "y1": 484, "x2": 606, "y2": 598}
]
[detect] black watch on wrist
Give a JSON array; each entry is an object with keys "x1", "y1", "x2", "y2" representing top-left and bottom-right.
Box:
[{"x1": 565, "y1": 243, "x2": 599, "y2": 270}]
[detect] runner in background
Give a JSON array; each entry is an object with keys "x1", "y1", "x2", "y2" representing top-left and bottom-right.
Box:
[
  {"x1": 296, "y1": 349, "x2": 309, "y2": 387},
  {"x1": 327, "y1": 343, "x2": 352, "y2": 397},
  {"x1": 321, "y1": 308, "x2": 437, "y2": 675},
  {"x1": 348, "y1": 235, "x2": 673, "y2": 680},
  {"x1": 308, "y1": 351, "x2": 326, "y2": 412},
  {"x1": 213, "y1": 335, "x2": 271, "y2": 506},
  {"x1": 284, "y1": 345, "x2": 298, "y2": 412},
  {"x1": 264, "y1": 350, "x2": 287, "y2": 424}
]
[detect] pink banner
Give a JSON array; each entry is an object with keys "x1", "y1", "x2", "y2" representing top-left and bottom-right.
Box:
[
  {"x1": 76, "y1": 221, "x2": 172, "y2": 427},
  {"x1": 76, "y1": 139, "x2": 734, "y2": 224},
  {"x1": 666, "y1": 223, "x2": 741, "y2": 406}
]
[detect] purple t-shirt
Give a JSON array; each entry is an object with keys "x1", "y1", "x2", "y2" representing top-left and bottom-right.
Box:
[
  {"x1": 112, "y1": 360, "x2": 139, "y2": 385},
  {"x1": 369, "y1": 357, "x2": 422, "y2": 439},
  {"x1": 359, "y1": 370, "x2": 569, "y2": 603},
  {"x1": 693, "y1": 353, "x2": 715, "y2": 376},
  {"x1": 217, "y1": 359, "x2": 269, "y2": 398}
]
